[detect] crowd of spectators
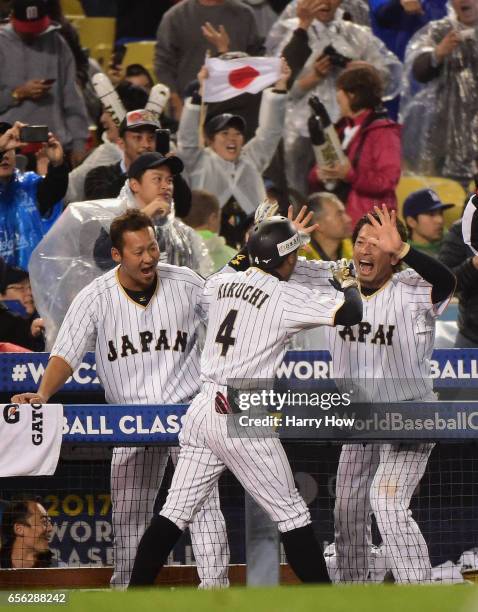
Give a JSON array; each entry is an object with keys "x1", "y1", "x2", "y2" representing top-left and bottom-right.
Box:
[{"x1": 0, "y1": 0, "x2": 477, "y2": 351}]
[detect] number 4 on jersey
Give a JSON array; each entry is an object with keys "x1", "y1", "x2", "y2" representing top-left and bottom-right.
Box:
[{"x1": 216, "y1": 309, "x2": 238, "y2": 356}]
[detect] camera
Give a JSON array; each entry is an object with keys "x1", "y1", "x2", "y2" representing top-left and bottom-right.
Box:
[
  {"x1": 322, "y1": 44, "x2": 351, "y2": 68},
  {"x1": 19, "y1": 125, "x2": 49, "y2": 143},
  {"x1": 156, "y1": 129, "x2": 170, "y2": 155}
]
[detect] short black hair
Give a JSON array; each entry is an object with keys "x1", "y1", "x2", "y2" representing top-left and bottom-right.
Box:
[
  {"x1": 352, "y1": 211, "x2": 408, "y2": 244},
  {"x1": 336, "y1": 66, "x2": 383, "y2": 112},
  {"x1": 0, "y1": 496, "x2": 52, "y2": 569},
  {"x1": 125, "y1": 64, "x2": 154, "y2": 90},
  {"x1": 110, "y1": 210, "x2": 155, "y2": 253},
  {"x1": 115, "y1": 80, "x2": 149, "y2": 112}
]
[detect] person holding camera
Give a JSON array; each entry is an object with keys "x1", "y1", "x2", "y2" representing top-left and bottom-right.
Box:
[
  {"x1": 0, "y1": 121, "x2": 67, "y2": 270},
  {"x1": 308, "y1": 66, "x2": 401, "y2": 227},
  {"x1": 84, "y1": 109, "x2": 191, "y2": 219},
  {"x1": 0, "y1": 0, "x2": 89, "y2": 166},
  {"x1": 268, "y1": 0, "x2": 402, "y2": 195},
  {"x1": 400, "y1": 0, "x2": 478, "y2": 186}
]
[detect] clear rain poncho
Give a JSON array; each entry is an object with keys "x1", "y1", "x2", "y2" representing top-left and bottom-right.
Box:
[
  {"x1": 29, "y1": 182, "x2": 213, "y2": 349},
  {"x1": 265, "y1": 0, "x2": 371, "y2": 56},
  {"x1": 270, "y1": 16, "x2": 403, "y2": 134},
  {"x1": 400, "y1": 17, "x2": 478, "y2": 183},
  {"x1": 265, "y1": 6, "x2": 402, "y2": 192}
]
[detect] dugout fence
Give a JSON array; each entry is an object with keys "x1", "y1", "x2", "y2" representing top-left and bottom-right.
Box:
[{"x1": 1, "y1": 350, "x2": 478, "y2": 588}]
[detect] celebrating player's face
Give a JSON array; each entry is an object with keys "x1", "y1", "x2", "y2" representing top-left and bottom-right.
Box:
[
  {"x1": 114, "y1": 227, "x2": 160, "y2": 290},
  {"x1": 353, "y1": 223, "x2": 394, "y2": 289}
]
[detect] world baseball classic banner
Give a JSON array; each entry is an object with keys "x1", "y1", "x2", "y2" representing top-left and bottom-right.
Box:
[
  {"x1": 3, "y1": 403, "x2": 478, "y2": 445},
  {"x1": 3, "y1": 349, "x2": 478, "y2": 393}
]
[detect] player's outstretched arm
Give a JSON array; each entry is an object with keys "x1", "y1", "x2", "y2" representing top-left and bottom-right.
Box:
[
  {"x1": 329, "y1": 260, "x2": 363, "y2": 326},
  {"x1": 11, "y1": 356, "x2": 73, "y2": 404},
  {"x1": 334, "y1": 286, "x2": 363, "y2": 326},
  {"x1": 368, "y1": 205, "x2": 456, "y2": 304}
]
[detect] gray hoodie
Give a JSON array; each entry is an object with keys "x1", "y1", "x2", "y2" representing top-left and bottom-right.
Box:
[{"x1": 0, "y1": 23, "x2": 89, "y2": 151}]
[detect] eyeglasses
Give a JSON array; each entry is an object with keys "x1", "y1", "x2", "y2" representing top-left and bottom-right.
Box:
[{"x1": 6, "y1": 283, "x2": 31, "y2": 293}]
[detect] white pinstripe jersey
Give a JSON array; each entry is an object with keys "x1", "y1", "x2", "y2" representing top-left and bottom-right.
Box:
[
  {"x1": 198, "y1": 266, "x2": 344, "y2": 385},
  {"x1": 291, "y1": 258, "x2": 450, "y2": 401},
  {"x1": 51, "y1": 264, "x2": 203, "y2": 404}
]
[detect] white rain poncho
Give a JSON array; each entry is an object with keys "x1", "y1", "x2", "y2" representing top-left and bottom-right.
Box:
[
  {"x1": 29, "y1": 182, "x2": 212, "y2": 348},
  {"x1": 400, "y1": 17, "x2": 478, "y2": 183}
]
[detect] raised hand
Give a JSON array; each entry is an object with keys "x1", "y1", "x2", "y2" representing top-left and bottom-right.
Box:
[
  {"x1": 275, "y1": 57, "x2": 292, "y2": 91},
  {"x1": 44, "y1": 132, "x2": 64, "y2": 167},
  {"x1": 297, "y1": 0, "x2": 323, "y2": 29},
  {"x1": 0, "y1": 121, "x2": 26, "y2": 152},
  {"x1": 287, "y1": 204, "x2": 318, "y2": 235},
  {"x1": 201, "y1": 22, "x2": 230, "y2": 54},
  {"x1": 366, "y1": 205, "x2": 405, "y2": 257}
]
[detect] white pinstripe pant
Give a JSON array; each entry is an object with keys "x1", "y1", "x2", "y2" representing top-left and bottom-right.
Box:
[
  {"x1": 110, "y1": 445, "x2": 230, "y2": 588},
  {"x1": 160, "y1": 386, "x2": 311, "y2": 535},
  {"x1": 334, "y1": 442, "x2": 434, "y2": 583}
]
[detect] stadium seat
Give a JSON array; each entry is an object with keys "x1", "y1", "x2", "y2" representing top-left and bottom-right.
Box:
[
  {"x1": 61, "y1": 0, "x2": 85, "y2": 15},
  {"x1": 122, "y1": 41, "x2": 156, "y2": 81},
  {"x1": 74, "y1": 17, "x2": 116, "y2": 67},
  {"x1": 396, "y1": 175, "x2": 466, "y2": 227}
]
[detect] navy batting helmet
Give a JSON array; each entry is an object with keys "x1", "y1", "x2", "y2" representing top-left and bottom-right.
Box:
[{"x1": 247, "y1": 216, "x2": 304, "y2": 270}]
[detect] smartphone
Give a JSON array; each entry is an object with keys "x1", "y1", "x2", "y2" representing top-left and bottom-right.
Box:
[
  {"x1": 19, "y1": 125, "x2": 49, "y2": 143},
  {"x1": 43, "y1": 78, "x2": 56, "y2": 85},
  {"x1": 156, "y1": 129, "x2": 170, "y2": 155}
]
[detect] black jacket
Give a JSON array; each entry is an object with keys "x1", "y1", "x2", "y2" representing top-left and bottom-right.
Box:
[
  {"x1": 0, "y1": 304, "x2": 44, "y2": 351},
  {"x1": 438, "y1": 220, "x2": 478, "y2": 343},
  {"x1": 36, "y1": 162, "x2": 69, "y2": 216},
  {"x1": 84, "y1": 161, "x2": 192, "y2": 218}
]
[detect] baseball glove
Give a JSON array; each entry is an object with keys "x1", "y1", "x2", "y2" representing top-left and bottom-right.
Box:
[{"x1": 329, "y1": 259, "x2": 359, "y2": 291}]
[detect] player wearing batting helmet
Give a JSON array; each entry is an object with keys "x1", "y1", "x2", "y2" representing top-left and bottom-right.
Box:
[{"x1": 129, "y1": 208, "x2": 363, "y2": 586}]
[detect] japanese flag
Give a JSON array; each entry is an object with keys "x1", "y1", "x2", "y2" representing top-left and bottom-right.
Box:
[
  {"x1": 462, "y1": 193, "x2": 478, "y2": 254},
  {"x1": 203, "y1": 56, "x2": 281, "y2": 103}
]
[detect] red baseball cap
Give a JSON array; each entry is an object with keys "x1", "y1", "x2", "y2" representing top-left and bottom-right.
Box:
[{"x1": 12, "y1": 0, "x2": 51, "y2": 35}]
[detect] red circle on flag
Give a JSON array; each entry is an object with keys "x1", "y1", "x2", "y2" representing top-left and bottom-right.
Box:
[{"x1": 228, "y1": 65, "x2": 260, "y2": 89}]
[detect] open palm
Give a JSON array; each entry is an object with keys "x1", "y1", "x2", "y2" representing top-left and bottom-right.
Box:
[{"x1": 366, "y1": 205, "x2": 404, "y2": 256}]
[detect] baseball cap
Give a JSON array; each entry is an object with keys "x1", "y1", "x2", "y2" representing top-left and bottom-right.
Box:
[
  {"x1": 128, "y1": 152, "x2": 184, "y2": 180},
  {"x1": 119, "y1": 109, "x2": 160, "y2": 136},
  {"x1": 205, "y1": 113, "x2": 246, "y2": 139},
  {"x1": 402, "y1": 189, "x2": 454, "y2": 218},
  {"x1": 12, "y1": 0, "x2": 51, "y2": 35}
]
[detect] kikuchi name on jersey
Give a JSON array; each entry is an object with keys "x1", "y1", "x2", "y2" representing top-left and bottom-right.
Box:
[{"x1": 217, "y1": 282, "x2": 270, "y2": 309}]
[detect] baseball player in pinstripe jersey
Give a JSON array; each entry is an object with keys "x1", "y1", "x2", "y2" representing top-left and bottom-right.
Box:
[
  {"x1": 290, "y1": 205, "x2": 456, "y2": 583},
  {"x1": 11, "y1": 209, "x2": 229, "y2": 588},
  {"x1": 128, "y1": 213, "x2": 364, "y2": 586},
  {"x1": 462, "y1": 192, "x2": 478, "y2": 254}
]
